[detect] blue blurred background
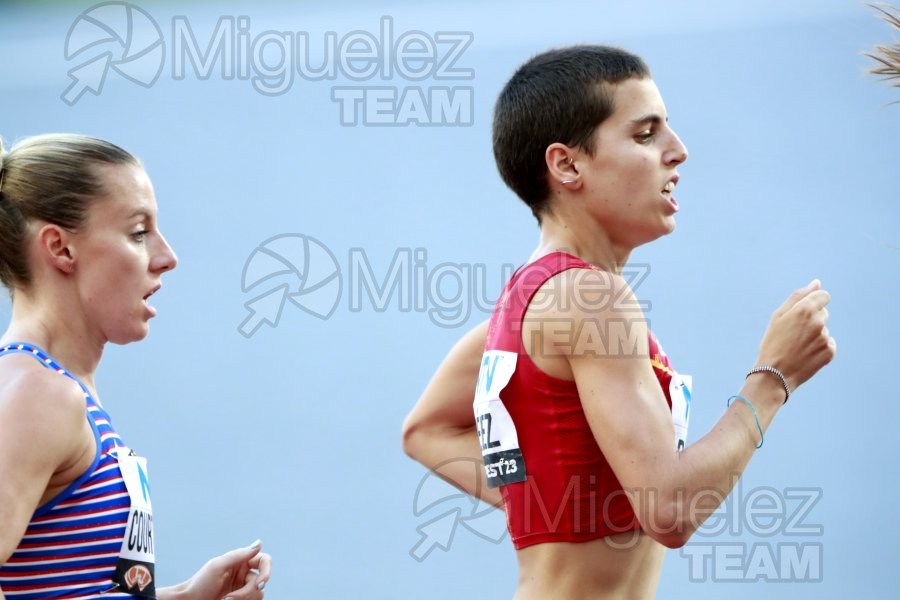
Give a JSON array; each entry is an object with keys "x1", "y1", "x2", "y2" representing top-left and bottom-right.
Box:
[{"x1": 1, "y1": 0, "x2": 897, "y2": 597}]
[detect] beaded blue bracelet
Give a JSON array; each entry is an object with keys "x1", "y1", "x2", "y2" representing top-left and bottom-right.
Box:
[{"x1": 727, "y1": 395, "x2": 764, "y2": 449}]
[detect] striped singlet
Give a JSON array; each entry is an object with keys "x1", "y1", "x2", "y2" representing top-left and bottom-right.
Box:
[{"x1": 0, "y1": 343, "x2": 142, "y2": 599}]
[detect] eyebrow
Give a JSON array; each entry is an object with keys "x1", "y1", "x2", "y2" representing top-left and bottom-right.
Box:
[
  {"x1": 630, "y1": 114, "x2": 667, "y2": 127},
  {"x1": 126, "y1": 208, "x2": 153, "y2": 220}
]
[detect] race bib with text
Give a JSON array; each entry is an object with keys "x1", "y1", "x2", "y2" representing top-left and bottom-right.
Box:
[
  {"x1": 473, "y1": 350, "x2": 527, "y2": 488},
  {"x1": 113, "y1": 450, "x2": 156, "y2": 598}
]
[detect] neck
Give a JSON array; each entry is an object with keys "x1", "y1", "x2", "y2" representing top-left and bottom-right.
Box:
[
  {"x1": 533, "y1": 211, "x2": 633, "y2": 274},
  {"x1": 1, "y1": 288, "x2": 104, "y2": 387}
]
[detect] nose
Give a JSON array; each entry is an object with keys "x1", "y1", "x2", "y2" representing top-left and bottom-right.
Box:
[
  {"x1": 665, "y1": 130, "x2": 688, "y2": 166},
  {"x1": 151, "y1": 232, "x2": 178, "y2": 273}
]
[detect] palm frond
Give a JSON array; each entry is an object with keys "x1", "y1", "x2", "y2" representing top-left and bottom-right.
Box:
[{"x1": 865, "y1": 3, "x2": 900, "y2": 88}]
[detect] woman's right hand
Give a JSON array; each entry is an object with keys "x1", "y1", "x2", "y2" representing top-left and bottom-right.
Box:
[
  {"x1": 185, "y1": 541, "x2": 270, "y2": 600},
  {"x1": 755, "y1": 279, "x2": 837, "y2": 394},
  {"x1": 157, "y1": 540, "x2": 271, "y2": 600}
]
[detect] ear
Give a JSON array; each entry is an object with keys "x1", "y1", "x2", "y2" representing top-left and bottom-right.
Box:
[
  {"x1": 545, "y1": 143, "x2": 582, "y2": 190},
  {"x1": 36, "y1": 224, "x2": 77, "y2": 274}
]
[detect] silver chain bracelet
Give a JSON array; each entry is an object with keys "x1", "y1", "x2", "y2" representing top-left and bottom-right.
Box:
[{"x1": 746, "y1": 365, "x2": 791, "y2": 403}]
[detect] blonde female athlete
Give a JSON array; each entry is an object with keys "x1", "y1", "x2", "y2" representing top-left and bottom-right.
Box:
[
  {"x1": 0, "y1": 134, "x2": 271, "y2": 599},
  {"x1": 403, "y1": 46, "x2": 835, "y2": 599}
]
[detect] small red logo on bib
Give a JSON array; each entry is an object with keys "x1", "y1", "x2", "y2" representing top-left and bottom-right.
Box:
[{"x1": 125, "y1": 564, "x2": 153, "y2": 591}]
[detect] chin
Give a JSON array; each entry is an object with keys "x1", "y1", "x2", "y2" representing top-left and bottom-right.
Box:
[
  {"x1": 656, "y1": 215, "x2": 677, "y2": 237},
  {"x1": 636, "y1": 225, "x2": 675, "y2": 248},
  {"x1": 109, "y1": 326, "x2": 151, "y2": 345}
]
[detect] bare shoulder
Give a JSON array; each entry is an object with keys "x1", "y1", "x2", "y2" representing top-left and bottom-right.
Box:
[
  {"x1": 525, "y1": 267, "x2": 649, "y2": 364},
  {"x1": 553, "y1": 267, "x2": 644, "y2": 320},
  {"x1": 0, "y1": 355, "x2": 87, "y2": 441},
  {"x1": 0, "y1": 356, "x2": 89, "y2": 561}
]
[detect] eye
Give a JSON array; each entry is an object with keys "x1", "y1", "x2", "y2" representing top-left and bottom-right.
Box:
[
  {"x1": 635, "y1": 130, "x2": 654, "y2": 144},
  {"x1": 131, "y1": 230, "x2": 148, "y2": 243}
]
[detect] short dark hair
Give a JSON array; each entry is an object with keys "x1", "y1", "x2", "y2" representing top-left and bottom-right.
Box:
[
  {"x1": 0, "y1": 133, "x2": 140, "y2": 291},
  {"x1": 492, "y1": 45, "x2": 650, "y2": 222}
]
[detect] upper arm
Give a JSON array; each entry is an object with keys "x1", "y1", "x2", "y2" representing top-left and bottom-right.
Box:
[
  {"x1": 0, "y1": 364, "x2": 88, "y2": 563},
  {"x1": 553, "y1": 271, "x2": 680, "y2": 503},
  {"x1": 402, "y1": 320, "x2": 488, "y2": 441}
]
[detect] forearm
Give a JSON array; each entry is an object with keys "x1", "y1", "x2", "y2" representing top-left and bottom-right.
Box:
[
  {"x1": 646, "y1": 375, "x2": 786, "y2": 544},
  {"x1": 404, "y1": 423, "x2": 503, "y2": 508}
]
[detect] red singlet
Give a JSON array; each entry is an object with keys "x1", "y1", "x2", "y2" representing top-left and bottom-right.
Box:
[{"x1": 473, "y1": 252, "x2": 690, "y2": 549}]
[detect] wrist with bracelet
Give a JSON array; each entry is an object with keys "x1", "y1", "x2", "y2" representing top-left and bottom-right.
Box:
[
  {"x1": 725, "y1": 365, "x2": 792, "y2": 451},
  {"x1": 746, "y1": 365, "x2": 791, "y2": 404}
]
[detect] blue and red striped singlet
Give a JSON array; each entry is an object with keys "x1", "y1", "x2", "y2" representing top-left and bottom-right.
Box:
[{"x1": 0, "y1": 343, "x2": 142, "y2": 599}]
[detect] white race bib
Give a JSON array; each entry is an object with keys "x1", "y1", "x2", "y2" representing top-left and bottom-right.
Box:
[
  {"x1": 473, "y1": 350, "x2": 527, "y2": 488},
  {"x1": 113, "y1": 449, "x2": 156, "y2": 598},
  {"x1": 669, "y1": 373, "x2": 692, "y2": 451}
]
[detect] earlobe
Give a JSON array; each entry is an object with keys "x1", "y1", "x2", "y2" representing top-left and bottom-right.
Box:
[
  {"x1": 546, "y1": 143, "x2": 581, "y2": 189},
  {"x1": 38, "y1": 224, "x2": 77, "y2": 274}
]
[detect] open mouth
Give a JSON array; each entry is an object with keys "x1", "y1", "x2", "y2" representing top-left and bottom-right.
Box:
[
  {"x1": 661, "y1": 177, "x2": 679, "y2": 210},
  {"x1": 142, "y1": 285, "x2": 161, "y2": 317},
  {"x1": 143, "y1": 285, "x2": 161, "y2": 303}
]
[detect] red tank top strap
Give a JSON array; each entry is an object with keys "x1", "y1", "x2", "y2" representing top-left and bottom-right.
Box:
[{"x1": 487, "y1": 252, "x2": 596, "y2": 353}]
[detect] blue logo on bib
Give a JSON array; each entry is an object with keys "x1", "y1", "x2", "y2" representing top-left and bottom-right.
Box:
[{"x1": 138, "y1": 464, "x2": 151, "y2": 502}]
